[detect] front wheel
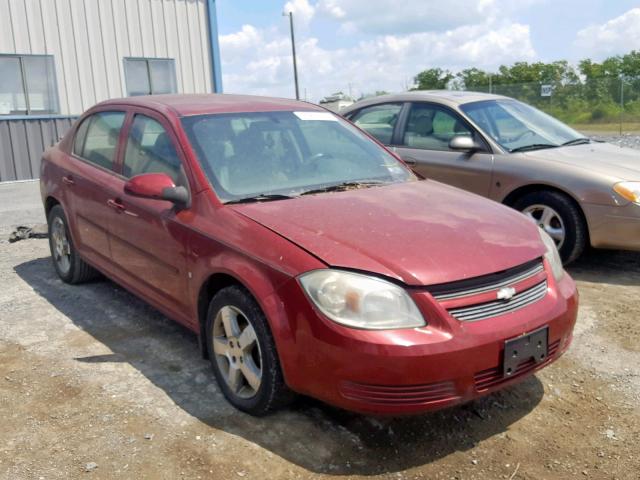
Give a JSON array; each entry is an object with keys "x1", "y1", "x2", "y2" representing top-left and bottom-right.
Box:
[
  {"x1": 513, "y1": 191, "x2": 587, "y2": 264},
  {"x1": 205, "y1": 285, "x2": 294, "y2": 415}
]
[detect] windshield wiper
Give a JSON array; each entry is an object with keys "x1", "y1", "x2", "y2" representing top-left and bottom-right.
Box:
[
  {"x1": 300, "y1": 181, "x2": 386, "y2": 196},
  {"x1": 225, "y1": 194, "x2": 295, "y2": 205},
  {"x1": 561, "y1": 137, "x2": 591, "y2": 146},
  {"x1": 509, "y1": 144, "x2": 558, "y2": 153}
]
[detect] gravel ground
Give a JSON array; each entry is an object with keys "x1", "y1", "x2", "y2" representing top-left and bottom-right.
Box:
[
  {"x1": 1, "y1": 241, "x2": 639, "y2": 480},
  {"x1": 589, "y1": 134, "x2": 640, "y2": 149}
]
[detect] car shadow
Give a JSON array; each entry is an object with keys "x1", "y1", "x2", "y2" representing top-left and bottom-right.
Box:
[
  {"x1": 566, "y1": 248, "x2": 640, "y2": 287},
  {"x1": 15, "y1": 257, "x2": 544, "y2": 476}
]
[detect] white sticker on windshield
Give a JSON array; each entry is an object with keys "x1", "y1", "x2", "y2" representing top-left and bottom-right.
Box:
[{"x1": 293, "y1": 111, "x2": 338, "y2": 121}]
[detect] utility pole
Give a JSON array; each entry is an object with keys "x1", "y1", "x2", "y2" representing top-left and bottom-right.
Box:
[{"x1": 283, "y1": 11, "x2": 300, "y2": 100}]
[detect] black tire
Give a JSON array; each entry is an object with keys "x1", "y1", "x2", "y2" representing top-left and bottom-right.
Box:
[
  {"x1": 205, "y1": 285, "x2": 294, "y2": 415},
  {"x1": 47, "y1": 204, "x2": 98, "y2": 284},
  {"x1": 513, "y1": 191, "x2": 587, "y2": 264}
]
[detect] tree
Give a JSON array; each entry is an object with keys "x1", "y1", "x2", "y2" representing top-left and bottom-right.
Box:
[{"x1": 413, "y1": 68, "x2": 454, "y2": 90}]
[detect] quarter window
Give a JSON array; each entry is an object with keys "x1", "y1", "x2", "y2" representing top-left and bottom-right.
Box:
[
  {"x1": 350, "y1": 103, "x2": 402, "y2": 144},
  {"x1": 403, "y1": 103, "x2": 473, "y2": 151},
  {"x1": 123, "y1": 115, "x2": 184, "y2": 185},
  {"x1": 124, "y1": 58, "x2": 177, "y2": 96},
  {"x1": 0, "y1": 54, "x2": 59, "y2": 115},
  {"x1": 74, "y1": 112, "x2": 126, "y2": 170}
]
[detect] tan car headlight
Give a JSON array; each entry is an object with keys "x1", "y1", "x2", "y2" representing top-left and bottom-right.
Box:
[
  {"x1": 539, "y1": 227, "x2": 564, "y2": 281},
  {"x1": 613, "y1": 182, "x2": 640, "y2": 204}
]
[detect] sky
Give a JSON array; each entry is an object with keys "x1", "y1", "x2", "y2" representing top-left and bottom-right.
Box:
[{"x1": 215, "y1": 0, "x2": 640, "y2": 102}]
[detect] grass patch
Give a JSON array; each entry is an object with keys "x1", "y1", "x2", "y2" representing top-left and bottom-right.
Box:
[{"x1": 569, "y1": 122, "x2": 640, "y2": 134}]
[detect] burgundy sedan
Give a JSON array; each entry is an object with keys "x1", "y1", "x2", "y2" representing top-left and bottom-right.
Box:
[{"x1": 40, "y1": 94, "x2": 578, "y2": 416}]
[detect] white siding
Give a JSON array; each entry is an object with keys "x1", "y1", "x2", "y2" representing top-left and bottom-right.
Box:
[{"x1": 0, "y1": 0, "x2": 215, "y2": 115}]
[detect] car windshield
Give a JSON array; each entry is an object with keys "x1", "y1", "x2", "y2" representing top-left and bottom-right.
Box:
[
  {"x1": 460, "y1": 99, "x2": 585, "y2": 152},
  {"x1": 181, "y1": 110, "x2": 415, "y2": 203}
]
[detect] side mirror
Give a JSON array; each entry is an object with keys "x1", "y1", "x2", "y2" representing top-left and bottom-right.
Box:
[
  {"x1": 449, "y1": 136, "x2": 481, "y2": 153},
  {"x1": 124, "y1": 173, "x2": 189, "y2": 207}
]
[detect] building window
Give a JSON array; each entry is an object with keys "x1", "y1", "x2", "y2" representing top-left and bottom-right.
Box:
[
  {"x1": 0, "y1": 54, "x2": 59, "y2": 115},
  {"x1": 124, "y1": 58, "x2": 177, "y2": 96}
]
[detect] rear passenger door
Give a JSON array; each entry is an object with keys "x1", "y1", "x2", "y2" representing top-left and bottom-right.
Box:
[
  {"x1": 66, "y1": 110, "x2": 126, "y2": 267},
  {"x1": 393, "y1": 102, "x2": 494, "y2": 196},
  {"x1": 108, "y1": 110, "x2": 192, "y2": 318}
]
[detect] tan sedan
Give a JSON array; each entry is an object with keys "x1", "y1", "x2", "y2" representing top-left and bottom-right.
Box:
[{"x1": 341, "y1": 91, "x2": 640, "y2": 263}]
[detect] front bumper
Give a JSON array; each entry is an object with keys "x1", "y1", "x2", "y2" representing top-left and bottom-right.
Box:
[
  {"x1": 583, "y1": 202, "x2": 640, "y2": 250},
  {"x1": 275, "y1": 270, "x2": 578, "y2": 415}
]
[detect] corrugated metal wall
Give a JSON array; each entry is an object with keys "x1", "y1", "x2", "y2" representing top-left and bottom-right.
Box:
[
  {"x1": 0, "y1": 0, "x2": 217, "y2": 182},
  {"x1": 0, "y1": 117, "x2": 75, "y2": 182},
  {"x1": 0, "y1": 0, "x2": 214, "y2": 115}
]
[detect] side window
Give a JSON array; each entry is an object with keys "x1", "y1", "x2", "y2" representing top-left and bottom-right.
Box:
[
  {"x1": 75, "y1": 112, "x2": 125, "y2": 170},
  {"x1": 350, "y1": 103, "x2": 402, "y2": 144},
  {"x1": 403, "y1": 103, "x2": 473, "y2": 151},
  {"x1": 123, "y1": 115, "x2": 184, "y2": 185}
]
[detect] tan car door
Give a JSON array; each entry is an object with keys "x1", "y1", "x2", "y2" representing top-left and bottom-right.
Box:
[{"x1": 392, "y1": 102, "x2": 494, "y2": 197}]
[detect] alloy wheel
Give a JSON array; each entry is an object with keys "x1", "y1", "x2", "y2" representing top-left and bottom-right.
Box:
[
  {"x1": 51, "y1": 216, "x2": 71, "y2": 275},
  {"x1": 212, "y1": 305, "x2": 263, "y2": 399},
  {"x1": 523, "y1": 204, "x2": 566, "y2": 249}
]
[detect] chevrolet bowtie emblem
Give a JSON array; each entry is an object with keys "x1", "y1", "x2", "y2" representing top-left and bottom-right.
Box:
[{"x1": 497, "y1": 287, "x2": 517, "y2": 301}]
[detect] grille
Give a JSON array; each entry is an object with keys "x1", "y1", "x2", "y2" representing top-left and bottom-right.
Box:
[
  {"x1": 474, "y1": 339, "x2": 561, "y2": 392},
  {"x1": 431, "y1": 259, "x2": 544, "y2": 301},
  {"x1": 447, "y1": 280, "x2": 548, "y2": 322},
  {"x1": 339, "y1": 380, "x2": 459, "y2": 406}
]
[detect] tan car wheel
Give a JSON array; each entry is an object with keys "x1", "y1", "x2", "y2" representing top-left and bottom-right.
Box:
[{"x1": 514, "y1": 191, "x2": 587, "y2": 264}]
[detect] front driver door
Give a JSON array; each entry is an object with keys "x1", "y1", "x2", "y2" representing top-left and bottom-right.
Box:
[
  {"x1": 108, "y1": 110, "x2": 192, "y2": 322},
  {"x1": 393, "y1": 102, "x2": 494, "y2": 197}
]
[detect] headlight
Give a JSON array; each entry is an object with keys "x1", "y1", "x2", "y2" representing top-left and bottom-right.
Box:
[
  {"x1": 538, "y1": 227, "x2": 564, "y2": 281},
  {"x1": 613, "y1": 182, "x2": 640, "y2": 204},
  {"x1": 299, "y1": 270, "x2": 425, "y2": 330}
]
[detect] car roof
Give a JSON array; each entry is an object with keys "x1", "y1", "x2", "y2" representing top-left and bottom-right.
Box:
[
  {"x1": 342, "y1": 90, "x2": 509, "y2": 112},
  {"x1": 95, "y1": 93, "x2": 325, "y2": 117}
]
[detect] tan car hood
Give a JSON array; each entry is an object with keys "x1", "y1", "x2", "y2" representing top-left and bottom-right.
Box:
[{"x1": 522, "y1": 142, "x2": 640, "y2": 180}]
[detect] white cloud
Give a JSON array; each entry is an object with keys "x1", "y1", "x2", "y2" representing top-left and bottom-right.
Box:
[
  {"x1": 575, "y1": 8, "x2": 640, "y2": 57},
  {"x1": 219, "y1": 17, "x2": 536, "y2": 101},
  {"x1": 316, "y1": 0, "x2": 542, "y2": 34},
  {"x1": 283, "y1": 0, "x2": 316, "y2": 27}
]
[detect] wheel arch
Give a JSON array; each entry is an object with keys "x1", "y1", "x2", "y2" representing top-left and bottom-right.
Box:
[
  {"x1": 501, "y1": 183, "x2": 591, "y2": 244},
  {"x1": 195, "y1": 267, "x2": 293, "y2": 365},
  {"x1": 44, "y1": 195, "x2": 61, "y2": 218}
]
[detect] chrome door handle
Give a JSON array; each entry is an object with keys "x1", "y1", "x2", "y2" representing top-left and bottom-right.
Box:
[
  {"x1": 62, "y1": 175, "x2": 75, "y2": 186},
  {"x1": 107, "y1": 199, "x2": 125, "y2": 212}
]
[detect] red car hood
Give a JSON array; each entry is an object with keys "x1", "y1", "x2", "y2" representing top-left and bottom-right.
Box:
[{"x1": 232, "y1": 181, "x2": 545, "y2": 286}]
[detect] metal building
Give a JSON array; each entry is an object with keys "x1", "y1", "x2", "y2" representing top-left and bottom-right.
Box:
[{"x1": 0, "y1": 0, "x2": 222, "y2": 182}]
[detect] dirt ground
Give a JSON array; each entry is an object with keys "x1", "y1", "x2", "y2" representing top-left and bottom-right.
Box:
[{"x1": 0, "y1": 236, "x2": 639, "y2": 480}]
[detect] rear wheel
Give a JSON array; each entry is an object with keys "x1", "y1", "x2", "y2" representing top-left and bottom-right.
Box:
[
  {"x1": 513, "y1": 191, "x2": 587, "y2": 264},
  {"x1": 205, "y1": 285, "x2": 294, "y2": 415},
  {"x1": 47, "y1": 205, "x2": 98, "y2": 283}
]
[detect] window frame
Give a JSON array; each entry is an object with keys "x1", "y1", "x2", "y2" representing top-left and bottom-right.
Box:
[
  {"x1": 347, "y1": 102, "x2": 406, "y2": 147},
  {"x1": 122, "y1": 112, "x2": 185, "y2": 185},
  {"x1": 0, "y1": 53, "x2": 60, "y2": 116},
  {"x1": 71, "y1": 109, "x2": 128, "y2": 174},
  {"x1": 118, "y1": 106, "x2": 195, "y2": 197},
  {"x1": 397, "y1": 101, "x2": 493, "y2": 153},
  {"x1": 123, "y1": 57, "x2": 177, "y2": 97}
]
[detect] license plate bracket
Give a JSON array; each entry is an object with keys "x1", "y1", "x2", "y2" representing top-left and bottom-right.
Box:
[{"x1": 503, "y1": 326, "x2": 548, "y2": 377}]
